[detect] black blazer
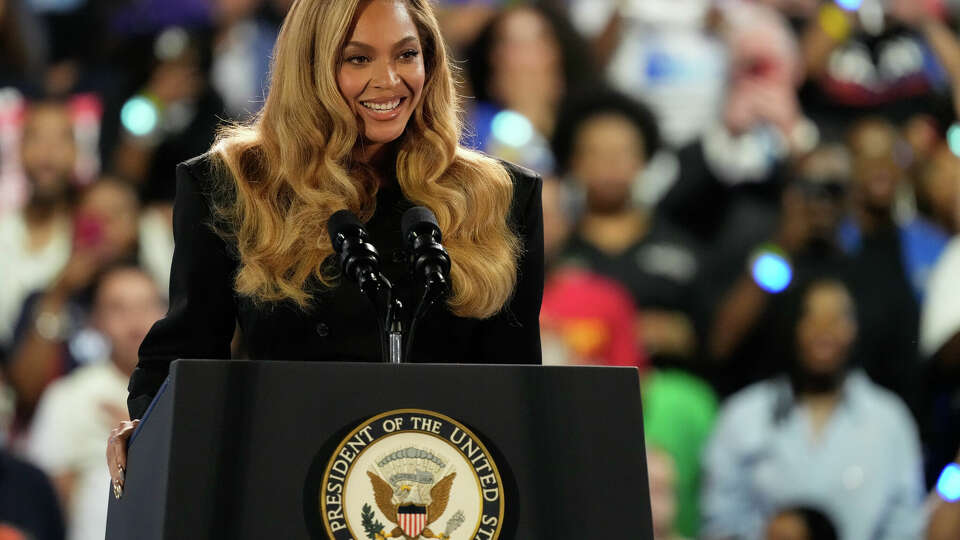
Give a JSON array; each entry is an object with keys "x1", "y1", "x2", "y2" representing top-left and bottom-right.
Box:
[{"x1": 127, "y1": 154, "x2": 544, "y2": 419}]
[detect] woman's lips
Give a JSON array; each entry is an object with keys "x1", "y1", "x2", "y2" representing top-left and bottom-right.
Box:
[{"x1": 359, "y1": 97, "x2": 407, "y2": 121}]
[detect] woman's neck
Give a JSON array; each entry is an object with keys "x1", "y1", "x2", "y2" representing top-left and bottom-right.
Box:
[{"x1": 358, "y1": 141, "x2": 397, "y2": 187}]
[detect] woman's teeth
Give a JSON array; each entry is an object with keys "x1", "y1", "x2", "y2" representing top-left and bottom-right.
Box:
[{"x1": 361, "y1": 99, "x2": 402, "y2": 111}]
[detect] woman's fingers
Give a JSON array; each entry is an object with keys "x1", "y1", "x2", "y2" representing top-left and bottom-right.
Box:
[{"x1": 107, "y1": 419, "x2": 139, "y2": 498}]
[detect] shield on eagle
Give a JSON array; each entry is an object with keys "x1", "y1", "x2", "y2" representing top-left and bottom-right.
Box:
[{"x1": 397, "y1": 504, "x2": 428, "y2": 538}]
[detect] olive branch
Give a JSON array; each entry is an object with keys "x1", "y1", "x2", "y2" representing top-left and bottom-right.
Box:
[{"x1": 361, "y1": 503, "x2": 385, "y2": 539}]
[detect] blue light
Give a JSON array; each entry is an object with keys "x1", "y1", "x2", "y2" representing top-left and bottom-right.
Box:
[
  {"x1": 835, "y1": 0, "x2": 862, "y2": 10},
  {"x1": 947, "y1": 123, "x2": 960, "y2": 158},
  {"x1": 752, "y1": 252, "x2": 793, "y2": 293},
  {"x1": 491, "y1": 110, "x2": 534, "y2": 148},
  {"x1": 121, "y1": 96, "x2": 159, "y2": 137},
  {"x1": 937, "y1": 463, "x2": 960, "y2": 502}
]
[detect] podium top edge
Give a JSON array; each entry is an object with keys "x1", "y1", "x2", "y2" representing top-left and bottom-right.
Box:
[{"x1": 167, "y1": 359, "x2": 640, "y2": 372}]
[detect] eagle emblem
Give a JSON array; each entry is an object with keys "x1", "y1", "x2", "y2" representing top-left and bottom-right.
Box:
[{"x1": 365, "y1": 447, "x2": 464, "y2": 539}]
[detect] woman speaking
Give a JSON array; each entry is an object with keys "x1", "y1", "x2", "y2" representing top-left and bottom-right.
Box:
[{"x1": 106, "y1": 0, "x2": 543, "y2": 496}]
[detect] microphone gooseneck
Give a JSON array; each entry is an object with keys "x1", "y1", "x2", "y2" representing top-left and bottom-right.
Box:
[
  {"x1": 401, "y1": 206, "x2": 451, "y2": 360},
  {"x1": 327, "y1": 209, "x2": 396, "y2": 363}
]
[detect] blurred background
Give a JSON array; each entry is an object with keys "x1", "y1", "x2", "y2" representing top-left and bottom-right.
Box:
[{"x1": 2, "y1": 0, "x2": 960, "y2": 538}]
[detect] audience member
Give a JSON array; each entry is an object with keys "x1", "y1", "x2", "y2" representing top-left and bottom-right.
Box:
[
  {"x1": 0, "y1": 449, "x2": 65, "y2": 540},
  {"x1": 5, "y1": 179, "x2": 141, "y2": 425},
  {"x1": 702, "y1": 279, "x2": 926, "y2": 539},
  {"x1": 839, "y1": 117, "x2": 946, "y2": 415},
  {"x1": 0, "y1": 0, "x2": 48, "y2": 91},
  {"x1": 927, "y1": 446, "x2": 960, "y2": 540},
  {"x1": 540, "y1": 269, "x2": 645, "y2": 369},
  {"x1": 463, "y1": 3, "x2": 595, "y2": 171},
  {"x1": 840, "y1": 116, "x2": 948, "y2": 299},
  {"x1": 567, "y1": 0, "x2": 725, "y2": 149},
  {"x1": 658, "y1": 2, "x2": 813, "y2": 248},
  {"x1": 26, "y1": 264, "x2": 164, "y2": 540},
  {"x1": 647, "y1": 448, "x2": 689, "y2": 540},
  {"x1": 798, "y1": 0, "x2": 950, "y2": 137},
  {"x1": 0, "y1": 101, "x2": 76, "y2": 354},
  {"x1": 551, "y1": 89, "x2": 702, "y2": 364},
  {"x1": 102, "y1": 29, "x2": 226, "y2": 205},
  {"x1": 920, "y1": 196, "x2": 960, "y2": 487},
  {"x1": 643, "y1": 370, "x2": 717, "y2": 537},
  {"x1": 540, "y1": 161, "x2": 715, "y2": 536},
  {"x1": 433, "y1": 1, "x2": 499, "y2": 56},
  {"x1": 709, "y1": 144, "x2": 850, "y2": 393},
  {"x1": 210, "y1": 0, "x2": 280, "y2": 119},
  {"x1": 540, "y1": 176, "x2": 572, "y2": 266},
  {"x1": 917, "y1": 142, "x2": 960, "y2": 236}
]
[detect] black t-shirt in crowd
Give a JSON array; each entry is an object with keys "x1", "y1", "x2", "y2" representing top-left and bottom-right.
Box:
[
  {"x1": 556, "y1": 217, "x2": 702, "y2": 316},
  {"x1": 846, "y1": 224, "x2": 921, "y2": 415}
]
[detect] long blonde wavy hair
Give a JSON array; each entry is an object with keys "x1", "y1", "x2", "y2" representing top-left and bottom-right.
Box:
[{"x1": 211, "y1": 0, "x2": 519, "y2": 318}]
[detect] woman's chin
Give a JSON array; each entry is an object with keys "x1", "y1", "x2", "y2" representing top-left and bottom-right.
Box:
[{"x1": 363, "y1": 127, "x2": 407, "y2": 147}]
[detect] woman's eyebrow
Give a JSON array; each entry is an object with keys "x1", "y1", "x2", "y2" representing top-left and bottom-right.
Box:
[{"x1": 345, "y1": 35, "x2": 419, "y2": 51}]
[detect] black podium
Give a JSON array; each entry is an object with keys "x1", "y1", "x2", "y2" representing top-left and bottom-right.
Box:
[{"x1": 106, "y1": 360, "x2": 653, "y2": 539}]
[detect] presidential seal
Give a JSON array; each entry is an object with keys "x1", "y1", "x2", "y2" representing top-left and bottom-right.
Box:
[{"x1": 319, "y1": 409, "x2": 505, "y2": 540}]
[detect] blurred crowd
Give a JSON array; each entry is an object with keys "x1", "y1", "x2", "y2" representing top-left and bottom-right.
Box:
[{"x1": 2, "y1": 0, "x2": 960, "y2": 538}]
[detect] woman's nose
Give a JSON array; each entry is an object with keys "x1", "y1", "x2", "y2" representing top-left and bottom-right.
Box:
[{"x1": 371, "y1": 60, "x2": 400, "y2": 88}]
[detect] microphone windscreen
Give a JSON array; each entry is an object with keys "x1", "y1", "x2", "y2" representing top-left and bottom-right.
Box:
[
  {"x1": 327, "y1": 209, "x2": 364, "y2": 252},
  {"x1": 402, "y1": 206, "x2": 440, "y2": 240}
]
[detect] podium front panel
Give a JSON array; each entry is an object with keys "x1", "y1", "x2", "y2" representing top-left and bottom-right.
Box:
[{"x1": 107, "y1": 361, "x2": 652, "y2": 539}]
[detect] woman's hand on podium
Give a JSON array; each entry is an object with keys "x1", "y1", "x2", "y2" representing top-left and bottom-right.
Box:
[{"x1": 107, "y1": 419, "x2": 139, "y2": 498}]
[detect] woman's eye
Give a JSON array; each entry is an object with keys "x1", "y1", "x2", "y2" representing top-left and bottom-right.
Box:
[
  {"x1": 346, "y1": 55, "x2": 369, "y2": 65},
  {"x1": 400, "y1": 49, "x2": 420, "y2": 61}
]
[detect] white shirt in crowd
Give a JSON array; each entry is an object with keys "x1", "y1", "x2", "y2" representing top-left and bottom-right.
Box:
[
  {"x1": 26, "y1": 360, "x2": 129, "y2": 540},
  {"x1": 0, "y1": 211, "x2": 71, "y2": 345},
  {"x1": 701, "y1": 371, "x2": 926, "y2": 540},
  {"x1": 921, "y1": 237, "x2": 960, "y2": 358}
]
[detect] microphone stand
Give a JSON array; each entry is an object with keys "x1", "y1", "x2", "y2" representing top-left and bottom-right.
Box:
[
  {"x1": 355, "y1": 272, "x2": 406, "y2": 365},
  {"x1": 328, "y1": 209, "x2": 407, "y2": 364},
  {"x1": 403, "y1": 274, "x2": 446, "y2": 363},
  {"x1": 387, "y1": 297, "x2": 404, "y2": 364}
]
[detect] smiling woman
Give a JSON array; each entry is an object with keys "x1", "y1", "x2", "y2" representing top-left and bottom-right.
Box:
[
  {"x1": 338, "y1": 2, "x2": 425, "y2": 156},
  {"x1": 107, "y1": 0, "x2": 544, "y2": 499}
]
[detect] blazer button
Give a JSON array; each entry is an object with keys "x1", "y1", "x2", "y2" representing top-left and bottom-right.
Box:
[{"x1": 315, "y1": 323, "x2": 330, "y2": 337}]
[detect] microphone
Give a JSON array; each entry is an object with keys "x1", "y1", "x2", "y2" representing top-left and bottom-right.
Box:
[
  {"x1": 401, "y1": 207, "x2": 451, "y2": 360},
  {"x1": 327, "y1": 210, "x2": 385, "y2": 297},
  {"x1": 327, "y1": 210, "x2": 402, "y2": 363},
  {"x1": 401, "y1": 206, "x2": 451, "y2": 294}
]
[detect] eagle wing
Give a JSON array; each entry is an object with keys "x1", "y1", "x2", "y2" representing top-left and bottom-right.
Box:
[
  {"x1": 426, "y1": 472, "x2": 456, "y2": 524},
  {"x1": 367, "y1": 471, "x2": 398, "y2": 523}
]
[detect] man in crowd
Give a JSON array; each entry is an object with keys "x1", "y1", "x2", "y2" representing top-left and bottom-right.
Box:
[
  {"x1": 702, "y1": 279, "x2": 926, "y2": 539},
  {"x1": 838, "y1": 117, "x2": 947, "y2": 414},
  {"x1": 551, "y1": 89, "x2": 702, "y2": 365},
  {"x1": 26, "y1": 264, "x2": 165, "y2": 540},
  {"x1": 0, "y1": 100, "x2": 75, "y2": 359}
]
